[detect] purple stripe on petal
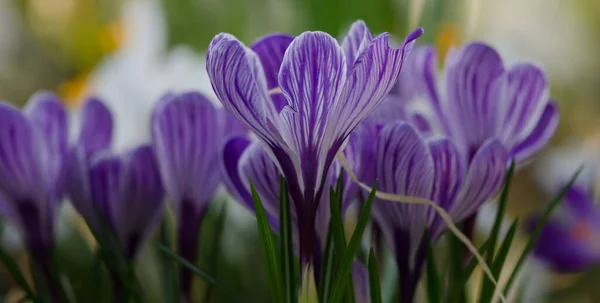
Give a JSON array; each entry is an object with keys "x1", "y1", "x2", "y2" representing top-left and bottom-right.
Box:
[
  {"x1": 222, "y1": 136, "x2": 253, "y2": 210},
  {"x1": 499, "y1": 64, "x2": 549, "y2": 149},
  {"x1": 65, "y1": 146, "x2": 97, "y2": 231},
  {"x1": 238, "y1": 140, "x2": 283, "y2": 230},
  {"x1": 342, "y1": 20, "x2": 373, "y2": 69},
  {"x1": 251, "y1": 34, "x2": 294, "y2": 112},
  {"x1": 451, "y1": 139, "x2": 508, "y2": 223},
  {"x1": 24, "y1": 92, "x2": 68, "y2": 191},
  {"x1": 0, "y1": 102, "x2": 46, "y2": 202},
  {"x1": 89, "y1": 155, "x2": 123, "y2": 229},
  {"x1": 512, "y1": 101, "x2": 559, "y2": 163},
  {"x1": 278, "y1": 31, "x2": 347, "y2": 195},
  {"x1": 445, "y1": 42, "x2": 505, "y2": 155},
  {"x1": 116, "y1": 145, "x2": 165, "y2": 258},
  {"x1": 79, "y1": 96, "x2": 114, "y2": 155},
  {"x1": 207, "y1": 33, "x2": 285, "y2": 148}
]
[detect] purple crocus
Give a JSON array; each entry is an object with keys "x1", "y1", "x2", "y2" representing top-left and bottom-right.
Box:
[
  {"x1": 371, "y1": 121, "x2": 507, "y2": 302},
  {"x1": 0, "y1": 92, "x2": 68, "y2": 298},
  {"x1": 151, "y1": 91, "x2": 246, "y2": 301},
  {"x1": 67, "y1": 144, "x2": 165, "y2": 260},
  {"x1": 393, "y1": 43, "x2": 558, "y2": 164},
  {"x1": 221, "y1": 132, "x2": 372, "y2": 301},
  {"x1": 207, "y1": 20, "x2": 422, "y2": 268}
]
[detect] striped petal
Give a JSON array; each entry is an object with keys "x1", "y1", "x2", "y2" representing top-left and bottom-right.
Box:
[
  {"x1": 89, "y1": 155, "x2": 123, "y2": 229},
  {"x1": 278, "y1": 31, "x2": 347, "y2": 196},
  {"x1": 116, "y1": 145, "x2": 165, "y2": 258},
  {"x1": 512, "y1": 101, "x2": 559, "y2": 163},
  {"x1": 251, "y1": 34, "x2": 294, "y2": 111},
  {"x1": 444, "y1": 43, "x2": 506, "y2": 157},
  {"x1": 151, "y1": 92, "x2": 222, "y2": 214},
  {"x1": 221, "y1": 136, "x2": 253, "y2": 210},
  {"x1": 207, "y1": 33, "x2": 285, "y2": 148},
  {"x1": 451, "y1": 139, "x2": 508, "y2": 222},
  {"x1": 65, "y1": 146, "x2": 98, "y2": 231},
  {"x1": 341, "y1": 20, "x2": 373, "y2": 69}
]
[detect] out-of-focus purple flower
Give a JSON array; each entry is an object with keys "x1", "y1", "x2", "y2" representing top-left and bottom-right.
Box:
[
  {"x1": 151, "y1": 91, "x2": 245, "y2": 301},
  {"x1": 371, "y1": 121, "x2": 507, "y2": 302},
  {"x1": 530, "y1": 184, "x2": 600, "y2": 272},
  {"x1": 207, "y1": 20, "x2": 422, "y2": 267},
  {"x1": 67, "y1": 145, "x2": 164, "y2": 259},
  {"x1": 0, "y1": 92, "x2": 68, "y2": 298},
  {"x1": 388, "y1": 43, "x2": 558, "y2": 164}
]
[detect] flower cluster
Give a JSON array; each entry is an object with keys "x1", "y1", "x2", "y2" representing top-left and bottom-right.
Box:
[{"x1": 0, "y1": 19, "x2": 563, "y2": 303}]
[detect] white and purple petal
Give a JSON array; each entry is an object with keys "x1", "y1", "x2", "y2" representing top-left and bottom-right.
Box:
[
  {"x1": 512, "y1": 101, "x2": 559, "y2": 163},
  {"x1": 341, "y1": 20, "x2": 373, "y2": 69},
  {"x1": 221, "y1": 136, "x2": 253, "y2": 210},
  {"x1": 451, "y1": 139, "x2": 508, "y2": 223}
]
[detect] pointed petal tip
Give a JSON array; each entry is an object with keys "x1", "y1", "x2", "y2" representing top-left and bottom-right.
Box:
[{"x1": 406, "y1": 27, "x2": 424, "y2": 42}]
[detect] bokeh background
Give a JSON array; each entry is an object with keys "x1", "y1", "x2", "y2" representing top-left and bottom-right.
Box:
[{"x1": 1, "y1": 0, "x2": 600, "y2": 302}]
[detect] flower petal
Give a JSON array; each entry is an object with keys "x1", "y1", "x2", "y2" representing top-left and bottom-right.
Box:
[
  {"x1": 0, "y1": 102, "x2": 46, "y2": 202},
  {"x1": 222, "y1": 136, "x2": 255, "y2": 213},
  {"x1": 372, "y1": 122, "x2": 434, "y2": 254},
  {"x1": 207, "y1": 33, "x2": 284, "y2": 147},
  {"x1": 512, "y1": 101, "x2": 559, "y2": 163},
  {"x1": 89, "y1": 155, "x2": 123, "y2": 229},
  {"x1": 116, "y1": 145, "x2": 165, "y2": 258},
  {"x1": 428, "y1": 138, "x2": 466, "y2": 235},
  {"x1": 65, "y1": 146, "x2": 97, "y2": 231},
  {"x1": 327, "y1": 29, "x2": 423, "y2": 156},
  {"x1": 251, "y1": 33, "x2": 294, "y2": 111},
  {"x1": 24, "y1": 92, "x2": 68, "y2": 189},
  {"x1": 499, "y1": 64, "x2": 550, "y2": 149},
  {"x1": 238, "y1": 140, "x2": 283, "y2": 230},
  {"x1": 151, "y1": 92, "x2": 222, "y2": 213},
  {"x1": 341, "y1": 20, "x2": 373, "y2": 69},
  {"x1": 278, "y1": 31, "x2": 347, "y2": 194},
  {"x1": 444, "y1": 42, "x2": 505, "y2": 155},
  {"x1": 352, "y1": 262, "x2": 371, "y2": 303},
  {"x1": 79, "y1": 96, "x2": 114, "y2": 155},
  {"x1": 451, "y1": 139, "x2": 508, "y2": 222}
]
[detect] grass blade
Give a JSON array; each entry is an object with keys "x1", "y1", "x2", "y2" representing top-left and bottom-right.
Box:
[
  {"x1": 368, "y1": 248, "x2": 382, "y2": 303},
  {"x1": 329, "y1": 180, "x2": 378, "y2": 303},
  {"x1": 203, "y1": 202, "x2": 228, "y2": 303},
  {"x1": 159, "y1": 245, "x2": 244, "y2": 303},
  {"x1": 445, "y1": 239, "x2": 490, "y2": 302},
  {"x1": 159, "y1": 216, "x2": 178, "y2": 303},
  {"x1": 279, "y1": 176, "x2": 297, "y2": 303},
  {"x1": 424, "y1": 230, "x2": 441, "y2": 303},
  {"x1": 479, "y1": 218, "x2": 519, "y2": 303},
  {"x1": 487, "y1": 161, "x2": 515, "y2": 262},
  {"x1": 249, "y1": 178, "x2": 283, "y2": 302},
  {"x1": 503, "y1": 167, "x2": 582, "y2": 296},
  {"x1": 318, "y1": 229, "x2": 335, "y2": 302},
  {"x1": 0, "y1": 246, "x2": 38, "y2": 302}
]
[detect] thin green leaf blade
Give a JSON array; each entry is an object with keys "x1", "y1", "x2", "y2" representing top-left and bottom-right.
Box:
[
  {"x1": 368, "y1": 248, "x2": 382, "y2": 303},
  {"x1": 424, "y1": 230, "x2": 441, "y2": 303},
  {"x1": 159, "y1": 216, "x2": 178, "y2": 303},
  {"x1": 503, "y1": 167, "x2": 582, "y2": 296},
  {"x1": 249, "y1": 178, "x2": 283, "y2": 302},
  {"x1": 318, "y1": 229, "x2": 335, "y2": 303},
  {"x1": 0, "y1": 246, "x2": 38, "y2": 302},
  {"x1": 329, "y1": 180, "x2": 378, "y2": 303},
  {"x1": 279, "y1": 176, "x2": 296, "y2": 303},
  {"x1": 159, "y1": 245, "x2": 244, "y2": 303}
]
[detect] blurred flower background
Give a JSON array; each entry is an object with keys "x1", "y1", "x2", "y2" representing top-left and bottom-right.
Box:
[{"x1": 1, "y1": 0, "x2": 600, "y2": 302}]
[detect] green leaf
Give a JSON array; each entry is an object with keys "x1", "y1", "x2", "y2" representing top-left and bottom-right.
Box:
[
  {"x1": 424, "y1": 230, "x2": 441, "y2": 303},
  {"x1": 445, "y1": 239, "x2": 490, "y2": 302},
  {"x1": 159, "y1": 245, "x2": 244, "y2": 303},
  {"x1": 328, "y1": 180, "x2": 378, "y2": 303},
  {"x1": 446, "y1": 229, "x2": 466, "y2": 303},
  {"x1": 318, "y1": 229, "x2": 335, "y2": 303},
  {"x1": 0, "y1": 246, "x2": 37, "y2": 301},
  {"x1": 159, "y1": 215, "x2": 178, "y2": 303},
  {"x1": 368, "y1": 248, "x2": 382, "y2": 303},
  {"x1": 479, "y1": 218, "x2": 519, "y2": 303},
  {"x1": 503, "y1": 167, "x2": 582, "y2": 296},
  {"x1": 249, "y1": 178, "x2": 283, "y2": 302},
  {"x1": 279, "y1": 176, "x2": 297, "y2": 303}
]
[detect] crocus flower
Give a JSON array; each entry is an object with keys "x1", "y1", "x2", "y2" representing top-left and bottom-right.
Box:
[
  {"x1": 221, "y1": 131, "x2": 371, "y2": 301},
  {"x1": 151, "y1": 91, "x2": 245, "y2": 301},
  {"x1": 67, "y1": 144, "x2": 165, "y2": 260},
  {"x1": 395, "y1": 42, "x2": 558, "y2": 165},
  {"x1": 371, "y1": 121, "x2": 507, "y2": 302},
  {"x1": 207, "y1": 20, "x2": 422, "y2": 268},
  {"x1": 0, "y1": 92, "x2": 68, "y2": 298}
]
